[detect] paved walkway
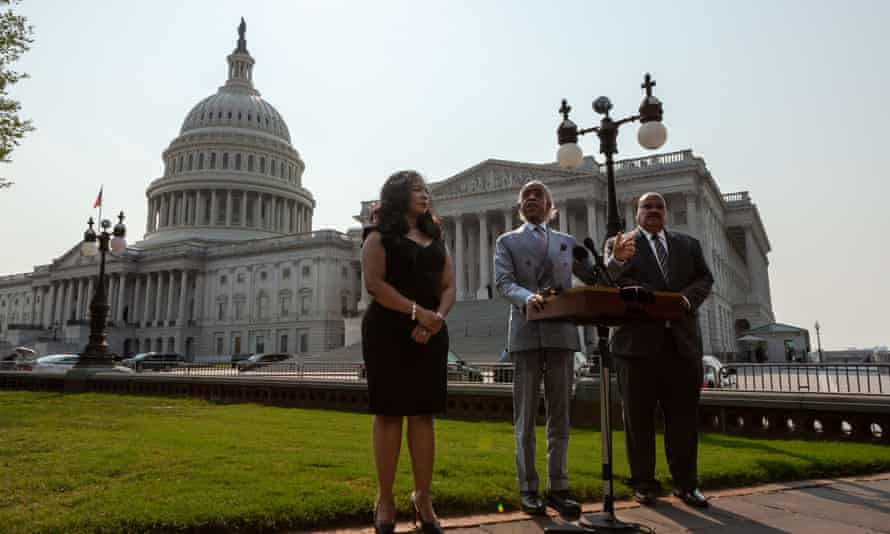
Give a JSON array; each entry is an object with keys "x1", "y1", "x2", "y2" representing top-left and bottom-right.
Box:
[{"x1": 311, "y1": 472, "x2": 890, "y2": 533}]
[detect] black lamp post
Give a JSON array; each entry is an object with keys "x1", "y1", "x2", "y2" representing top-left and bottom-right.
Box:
[
  {"x1": 547, "y1": 74, "x2": 667, "y2": 534},
  {"x1": 73, "y1": 212, "x2": 127, "y2": 369},
  {"x1": 815, "y1": 321, "x2": 823, "y2": 362}
]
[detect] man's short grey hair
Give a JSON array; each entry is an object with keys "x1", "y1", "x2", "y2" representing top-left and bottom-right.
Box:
[{"x1": 517, "y1": 180, "x2": 558, "y2": 223}]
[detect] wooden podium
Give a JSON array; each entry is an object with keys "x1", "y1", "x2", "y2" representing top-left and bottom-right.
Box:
[
  {"x1": 529, "y1": 284, "x2": 686, "y2": 533},
  {"x1": 527, "y1": 285, "x2": 686, "y2": 325}
]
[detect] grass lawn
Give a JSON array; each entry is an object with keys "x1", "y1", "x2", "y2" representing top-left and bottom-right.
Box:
[{"x1": 1, "y1": 391, "x2": 890, "y2": 533}]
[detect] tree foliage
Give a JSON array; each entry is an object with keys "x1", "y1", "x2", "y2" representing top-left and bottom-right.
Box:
[{"x1": 0, "y1": 0, "x2": 33, "y2": 189}]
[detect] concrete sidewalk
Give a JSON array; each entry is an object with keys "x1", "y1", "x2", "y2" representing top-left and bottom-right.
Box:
[{"x1": 313, "y1": 472, "x2": 890, "y2": 533}]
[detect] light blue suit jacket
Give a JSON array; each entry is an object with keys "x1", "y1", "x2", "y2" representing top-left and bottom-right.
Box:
[{"x1": 494, "y1": 223, "x2": 598, "y2": 353}]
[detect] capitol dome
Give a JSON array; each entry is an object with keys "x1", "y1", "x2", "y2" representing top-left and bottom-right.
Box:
[{"x1": 141, "y1": 19, "x2": 313, "y2": 247}]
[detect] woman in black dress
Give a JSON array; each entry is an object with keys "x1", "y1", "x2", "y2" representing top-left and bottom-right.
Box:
[{"x1": 362, "y1": 170, "x2": 455, "y2": 534}]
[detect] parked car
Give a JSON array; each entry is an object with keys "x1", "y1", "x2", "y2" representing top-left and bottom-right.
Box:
[
  {"x1": 32, "y1": 354, "x2": 80, "y2": 374},
  {"x1": 702, "y1": 355, "x2": 736, "y2": 388},
  {"x1": 230, "y1": 354, "x2": 251, "y2": 369},
  {"x1": 447, "y1": 351, "x2": 483, "y2": 382},
  {"x1": 122, "y1": 352, "x2": 186, "y2": 372},
  {"x1": 1, "y1": 347, "x2": 38, "y2": 371},
  {"x1": 236, "y1": 353, "x2": 297, "y2": 372}
]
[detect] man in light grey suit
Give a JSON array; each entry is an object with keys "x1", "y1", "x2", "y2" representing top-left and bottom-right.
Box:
[{"x1": 494, "y1": 180, "x2": 634, "y2": 519}]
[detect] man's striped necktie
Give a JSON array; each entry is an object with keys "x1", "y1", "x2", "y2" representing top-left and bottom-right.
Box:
[{"x1": 652, "y1": 234, "x2": 669, "y2": 282}]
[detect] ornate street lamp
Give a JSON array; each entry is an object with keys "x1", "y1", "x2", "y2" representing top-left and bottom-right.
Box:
[
  {"x1": 556, "y1": 73, "x2": 668, "y2": 239},
  {"x1": 548, "y1": 74, "x2": 667, "y2": 534},
  {"x1": 815, "y1": 321, "x2": 823, "y2": 362},
  {"x1": 72, "y1": 212, "x2": 127, "y2": 370}
]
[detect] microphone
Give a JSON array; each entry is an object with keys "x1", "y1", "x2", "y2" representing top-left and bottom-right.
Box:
[
  {"x1": 583, "y1": 237, "x2": 616, "y2": 287},
  {"x1": 572, "y1": 245, "x2": 589, "y2": 262}
]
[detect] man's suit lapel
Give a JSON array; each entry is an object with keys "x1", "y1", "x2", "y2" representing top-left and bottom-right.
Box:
[{"x1": 516, "y1": 224, "x2": 544, "y2": 276}]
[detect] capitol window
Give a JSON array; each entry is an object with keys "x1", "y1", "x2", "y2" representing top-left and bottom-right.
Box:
[
  {"x1": 260, "y1": 157, "x2": 266, "y2": 173},
  {"x1": 227, "y1": 111, "x2": 232, "y2": 119},
  {"x1": 247, "y1": 154, "x2": 254, "y2": 172},
  {"x1": 222, "y1": 153, "x2": 229, "y2": 169},
  {"x1": 235, "y1": 153, "x2": 242, "y2": 170},
  {"x1": 198, "y1": 153, "x2": 204, "y2": 170},
  {"x1": 210, "y1": 152, "x2": 216, "y2": 169},
  {"x1": 237, "y1": 272, "x2": 245, "y2": 283},
  {"x1": 302, "y1": 265, "x2": 311, "y2": 277},
  {"x1": 260, "y1": 271, "x2": 267, "y2": 281},
  {"x1": 270, "y1": 159, "x2": 276, "y2": 176},
  {"x1": 178, "y1": 156, "x2": 183, "y2": 173},
  {"x1": 188, "y1": 154, "x2": 193, "y2": 171},
  {"x1": 282, "y1": 268, "x2": 291, "y2": 279},
  {"x1": 220, "y1": 275, "x2": 227, "y2": 285}
]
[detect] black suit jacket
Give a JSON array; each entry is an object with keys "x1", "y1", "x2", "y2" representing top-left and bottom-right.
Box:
[{"x1": 605, "y1": 229, "x2": 714, "y2": 362}]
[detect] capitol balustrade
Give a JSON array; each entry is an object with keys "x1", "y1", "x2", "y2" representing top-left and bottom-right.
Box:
[{"x1": 1, "y1": 361, "x2": 888, "y2": 445}]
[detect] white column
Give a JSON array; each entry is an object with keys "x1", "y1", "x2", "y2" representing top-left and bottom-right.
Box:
[
  {"x1": 686, "y1": 192, "x2": 699, "y2": 238},
  {"x1": 476, "y1": 212, "x2": 490, "y2": 300},
  {"x1": 254, "y1": 193, "x2": 262, "y2": 228},
  {"x1": 53, "y1": 282, "x2": 63, "y2": 325},
  {"x1": 624, "y1": 199, "x2": 636, "y2": 232},
  {"x1": 271, "y1": 197, "x2": 278, "y2": 232},
  {"x1": 153, "y1": 272, "x2": 164, "y2": 326},
  {"x1": 503, "y1": 208, "x2": 512, "y2": 234},
  {"x1": 177, "y1": 270, "x2": 188, "y2": 325},
  {"x1": 210, "y1": 190, "x2": 218, "y2": 226},
  {"x1": 195, "y1": 191, "x2": 204, "y2": 226},
  {"x1": 241, "y1": 192, "x2": 248, "y2": 227},
  {"x1": 159, "y1": 195, "x2": 168, "y2": 228},
  {"x1": 46, "y1": 283, "x2": 54, "y2": 325},
  {"x1": 144, "y1": 273, "x2": 154, "y2": 327},
  {"x1": 558, "y1": 201, "x2": 569, "y2": 234},
  {"x1": 85, "y1": 277, "x2": 94, "y2": 320},
  {"x1": 60, "y1": 280, "x2": 71, "y2": 324},
  {"x1": 146, "y1": 199, "x2": 154, "y2": 232},
  {"x1": 74, "y1": 278, "x2": 84, "y2": 320},
  {"x1": 454, "y1": 216, "x2": 465, "y2": 300},
  {"x1": 166, "y1": 270, "x2": 176, "y2": 325},
  {"x1": 132, "y1": 275, "x2": 142, "y2": 325},
  {"x1": 116, "y1": 274, "x2": 127, "y2": 322},
  {"x1": 107, "y1": 275, "x2": 117, "y2": 320},
  {"x1": 586, "y1": 199, "x2": 599, "y2": 245},
  {"x1": 193, "y1": 272, "x2": 204, "y2": 321},
  {"x1": 225, "y1": 190, "x2": 233, "y2": 226}
]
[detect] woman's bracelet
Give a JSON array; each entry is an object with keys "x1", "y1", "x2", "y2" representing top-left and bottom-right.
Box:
[
  {"x1": 411, "y1": 302, "x2": 417, "y2": 321},
  {"x1": 434, "y1": 311, "x2": 445, "y2": 321}
]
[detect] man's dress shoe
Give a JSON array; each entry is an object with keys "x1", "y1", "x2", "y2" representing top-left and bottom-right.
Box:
[
  {"x1": 519, "y1": 491, "x2": 547, "y2": 516},
  {"x1": 633, "y1": 487, "x2": 658, "y2": 507},
  {"x1": 673, "y1": 488, "x2": 709, "y2": 508},
  {"x1": 545, "y1": 491, "x2": 581, "y2": 520}
]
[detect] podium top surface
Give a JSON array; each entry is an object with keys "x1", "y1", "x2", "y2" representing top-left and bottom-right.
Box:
[{"x1": 526, "y1": 285, "x2": 686, "y2": 326}]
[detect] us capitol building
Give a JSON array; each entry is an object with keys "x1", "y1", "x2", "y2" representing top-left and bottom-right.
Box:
[{"x1": 0, "y1": 23, "x2": 774, "y2": 359}]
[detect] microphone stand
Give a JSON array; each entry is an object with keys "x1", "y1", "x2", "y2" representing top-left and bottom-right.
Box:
[{"x1": 547, "y1": 240, "x2": 640, "y2": 533}]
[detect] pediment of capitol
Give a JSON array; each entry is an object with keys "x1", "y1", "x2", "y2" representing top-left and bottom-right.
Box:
[{"x1": 431, "y1": 159, "x2": 598, "y2": 200}]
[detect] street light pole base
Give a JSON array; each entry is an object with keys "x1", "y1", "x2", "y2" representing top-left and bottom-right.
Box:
[
  {"x1": 544, "y1": 513, "x2": 645, "y2": 533},
  {"x1": 578, "y1": 512, "x2": 642, "y2": 532}
]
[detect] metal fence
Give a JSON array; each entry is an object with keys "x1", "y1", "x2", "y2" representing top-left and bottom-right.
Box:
[
  {"x1": 722, "y1": 363, "x2": 890, "y2": 395},
  {"x1": 129, "y1": 361, "x2": 519, "y2": 385}
]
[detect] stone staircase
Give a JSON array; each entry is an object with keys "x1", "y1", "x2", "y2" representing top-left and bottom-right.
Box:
[{"x1": 320, "y1": 299, "x2": 511, "y2": 364}]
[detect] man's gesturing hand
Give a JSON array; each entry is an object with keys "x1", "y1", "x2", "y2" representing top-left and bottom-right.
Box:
[{"x1": 613, "y1": 230, "x2": 637, "y2": 262}]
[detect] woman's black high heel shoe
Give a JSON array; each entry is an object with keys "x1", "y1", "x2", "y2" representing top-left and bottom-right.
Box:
[
  {"x1": 373, "y1": 499, "x2": 395, "y2": 534},
  {"x1": 411, "y1": 491, "x2": 444, "y2": 534}
]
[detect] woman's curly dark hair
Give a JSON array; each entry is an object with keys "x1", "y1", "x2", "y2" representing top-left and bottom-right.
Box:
[{"x1": 371, "y1": 170, "x2": 442, "y2": 240}]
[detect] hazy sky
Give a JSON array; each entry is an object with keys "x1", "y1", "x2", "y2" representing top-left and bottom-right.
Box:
[{"x1": 2, "y1": 1, "x2": 888, "y2": 350}]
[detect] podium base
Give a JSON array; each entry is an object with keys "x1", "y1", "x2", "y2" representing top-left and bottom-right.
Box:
[{"x1": 544, "y1": 512, "x2": 646, "y2": 533}]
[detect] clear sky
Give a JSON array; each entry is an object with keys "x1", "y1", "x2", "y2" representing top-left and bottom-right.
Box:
[{"x1": 2, "y1": 1, "x2": 888, "y2": 350}]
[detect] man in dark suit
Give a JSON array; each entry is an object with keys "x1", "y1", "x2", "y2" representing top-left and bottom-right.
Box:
[{"x1": 604, "y1": 192, "x2": 714, "y2": 508}]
